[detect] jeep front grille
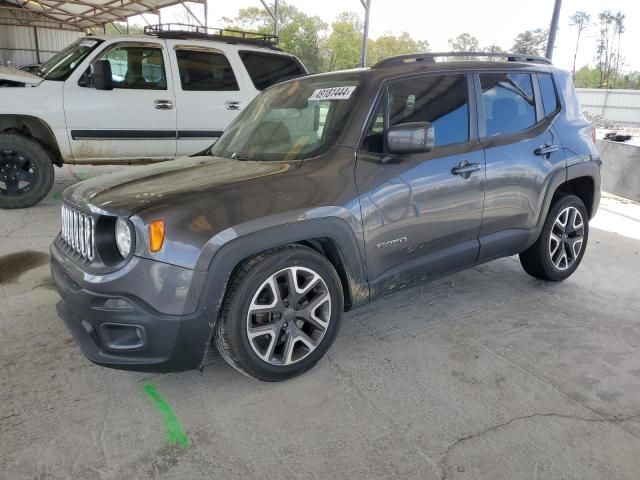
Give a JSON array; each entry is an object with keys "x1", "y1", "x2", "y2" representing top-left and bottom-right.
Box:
[{"x1": 61, "y1": 204, "x2": 95, "y2": 261}]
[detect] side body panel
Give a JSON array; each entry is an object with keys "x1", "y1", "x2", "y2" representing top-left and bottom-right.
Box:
[
  {"x1": 63, "y1": 38, "x2": 177, "y2": 162},
  {"x1": 552, "y1": 68, "x2": 601, "y2": 218},
  {"x1": 357, "y1": 144, "x2": 485, "y2": 297},
  {"x1": 355, "y1": 73, "x2": 485, "y2": 298},
  {"x1": 167, "y1": 40, "x2": 257, "y2": 156},
  {"x1": 475, "y1": 71, "x2": 568, "y2": 261},
  {"x1": 0, "y1": 81, "x2": 71, "y2": 159}
]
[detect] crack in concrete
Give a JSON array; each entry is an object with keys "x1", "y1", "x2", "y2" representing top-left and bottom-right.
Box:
[{"x1": 437, "y1": 412, "x2": 640, "y2": 479}]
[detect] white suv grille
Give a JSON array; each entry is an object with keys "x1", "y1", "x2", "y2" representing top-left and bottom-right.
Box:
[{"x1": 61, "y1": 204, "x2": 95, "y2": 261}]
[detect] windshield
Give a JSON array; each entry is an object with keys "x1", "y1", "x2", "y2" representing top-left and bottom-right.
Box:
[
  {"x1": 213, "y1": 73, "x2": 362, "y2": 161},
  {"x1": 36, "y1": 38, "x2": 103, "y2": 81}
]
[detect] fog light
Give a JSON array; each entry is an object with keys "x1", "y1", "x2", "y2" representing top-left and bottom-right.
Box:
[
  {"x1": 99, "y1": 323, "x2": 145, "y2": 351},
  {"x1": 103, "y1": 298, "x2": 133, "y2": 311}
]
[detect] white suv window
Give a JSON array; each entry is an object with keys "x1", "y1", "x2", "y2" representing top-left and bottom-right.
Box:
[
  {"x1": 101, "y1": 44, "x2": 167, "y2": 90},
  {"x1": 175, "y1": 49, "x2": 239, "y2": 91},
  {"x1": 239, "y1": 50, "x2": 306, "y2": 90}
]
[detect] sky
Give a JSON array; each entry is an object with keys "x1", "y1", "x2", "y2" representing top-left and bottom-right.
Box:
[{"x1": 146, "y1": 0, "x2": 640, "y2": 72}]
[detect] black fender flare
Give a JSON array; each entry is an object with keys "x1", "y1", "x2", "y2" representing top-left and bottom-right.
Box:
[
  {"x1": 186, "y1": 217, "x2": 370, "y2": 367},
  {"x1": 525, "y1": 160, "x2": 601, "y2": 249}
]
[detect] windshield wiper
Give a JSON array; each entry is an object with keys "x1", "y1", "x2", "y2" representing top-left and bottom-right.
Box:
[{"x1": 231, "y1": 153, "x2": 258, "y2": 161}]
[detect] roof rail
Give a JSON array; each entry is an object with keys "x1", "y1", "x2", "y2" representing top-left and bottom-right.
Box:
[
  {"x1": 144, "y1": 24, "x2": 279, "y2": 49},
  {"x1": 372, "y1": 52, "x2": 552, "y2": 68}
]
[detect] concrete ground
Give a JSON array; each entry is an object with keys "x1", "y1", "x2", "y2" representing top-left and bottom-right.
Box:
[{"x1": 2, "y1": 164, "x2": 640, "y2": 480}]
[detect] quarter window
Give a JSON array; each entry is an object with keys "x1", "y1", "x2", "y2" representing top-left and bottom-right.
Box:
[
  {"x1": 538, "y1": 73, "x2": 559, "y2": 116},
  {"x1": 101, "y1": 45, "x2": 167, "y2": 90},
  {"x1": 388, "y1": 75, "x2": 470, "y2": 148},
  {"x1": 176, "y1": 49, "x2": 239, "y2": 91},
  {"x1": 239, "y1": 51, "x2": 306, "y2": 90},
  {"x1": 480, "y1": 73, "x2": 536, "y2": 137}
]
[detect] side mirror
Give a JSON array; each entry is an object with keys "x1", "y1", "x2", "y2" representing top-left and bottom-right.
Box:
[
  {"x1": 93, "y1": 60, "x2": 113, "y2": 91},
  {"x1": 386, "y1": 121, "x2": 434, "y2": 155}
]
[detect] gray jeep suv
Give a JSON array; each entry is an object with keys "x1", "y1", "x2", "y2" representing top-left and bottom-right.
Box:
[{"x1": 51, "y1": 52, "x2": 601, "y2": 381}]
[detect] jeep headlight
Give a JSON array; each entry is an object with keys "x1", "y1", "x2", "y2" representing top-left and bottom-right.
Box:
[{"x1": 115, "y1": 217, "x2": 132, "y2": 258}]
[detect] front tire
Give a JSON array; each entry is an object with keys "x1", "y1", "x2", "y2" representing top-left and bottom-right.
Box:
[
  {"x1": 0, "y1": 133, "x2": 54, "y2": 209},
  {"x1": 215, "y1": 245, "x2": 344, "y2": 381},
  {"x1": 519, "y1": 194, "x2": 589, "y2": 281}
]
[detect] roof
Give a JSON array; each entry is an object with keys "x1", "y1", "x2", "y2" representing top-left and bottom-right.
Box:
[
  {"x1": 0, "y1": 0, "x2": 204, "y2": 31},
  {"x1": 371, "y1": 60, "x2": 554, "y2": 75}
]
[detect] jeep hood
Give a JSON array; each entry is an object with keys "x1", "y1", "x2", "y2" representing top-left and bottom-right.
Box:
[
  {"x1": 64, "y1": 155, "x2": 299, "y2": 216},
  {"x1": 0, "y1": 67, "x2": 42, "y2": 86}
]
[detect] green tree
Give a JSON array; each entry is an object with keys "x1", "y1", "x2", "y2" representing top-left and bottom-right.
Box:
[
  {"x1": 323, "y1": 12, "x2": 363, "y2": 71},
  {"x1": 223, "y1": 2, "x2": 327, "y2": 72},
  {"x1": 569, "y1": 11, "x2": 591, "y2": 77},
  {"x1": 367, "y1": 32, "x2": 429, "y2": 66},
  {"x1": 595, "y1": 10, "x2": 625, "y2": 87},
  {"x1": 483, "y1": 43, "x2": 504, "y2": 60},
  {"x1": 511, "y1": 28, "x2": 548, "y2": 56},
  {"x1": 574, "y1": 66, "x2": 601, "y2": 88},
  {"x1": 612, "y1": 12, "x2": 625, "y2": 88},
  {"x1": 448, "y1": 33, "x2": 480, "y2": 53}
]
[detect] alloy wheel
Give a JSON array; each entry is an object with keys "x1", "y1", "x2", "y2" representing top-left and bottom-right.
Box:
[
  {"x1": 0, "y1": 150, "x2": 37, "y2": 196},
  {"x1": 246, "y1": 266, "x2": 332, "y2": 366},
  {"x1": 549, "y1": 206, "x2": 584, "y2": 271}
]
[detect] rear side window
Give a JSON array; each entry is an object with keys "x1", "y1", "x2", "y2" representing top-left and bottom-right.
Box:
[
  {"x1": 239, "y1": 51, "x2": 306, "y2": 91},
  {"x1": 538, "y1": 73, "x2": 559, "y2": 116},
  {"x1": 480, "y1": 73, "x2": 536, "y2": 137},
  {"x1": 387, "y1": 74, "x2": 470, "y2": 148},
  {"x1": 176, "y1": 49, "x2": 239, "y2": 91}
]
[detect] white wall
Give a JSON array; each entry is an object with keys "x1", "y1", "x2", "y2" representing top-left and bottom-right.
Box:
[{"x1": 576, "y1": 88, "x2": 640, "y2": 126}]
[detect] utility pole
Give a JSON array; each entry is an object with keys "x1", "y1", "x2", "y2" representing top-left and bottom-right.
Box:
[
  {"x1": 360, "y1": 0, "x2": 371, "y2": 67},
  {"x1": 545, "y1": 0, "x2": 562, "y2": 59},
  {"x1": 260, "y1": 0, "x2": 279, "y2": 37}
]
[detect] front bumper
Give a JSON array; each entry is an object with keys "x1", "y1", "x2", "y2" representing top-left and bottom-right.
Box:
[{"x1": 51, "y1": 241, "x2": 212, "y2": 372}]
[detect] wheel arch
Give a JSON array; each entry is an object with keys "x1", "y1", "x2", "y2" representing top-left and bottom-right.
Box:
[
  {"x1": 525, "y1": 162, "x2": 600, "y2": 250},
  {"x1": 0, "y1": 114, "x2": 62, "y2": 166},
  {"x1": 189, "y1": 217, "x2": 370, "y2": 369},
  {"x1": 193, "y1": 218, "x2": 370, "y2": 316},
  {"x1": 553, "y1": 175, "x2": 595, "y2": 218}
]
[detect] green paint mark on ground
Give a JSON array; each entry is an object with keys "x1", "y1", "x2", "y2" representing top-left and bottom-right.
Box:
[
  {"x1": 52, "y1": 192, "x2": 63, "y2": 203},
  {"x1": 143, "y1": 383, "x2": 191, "y2": 448}
]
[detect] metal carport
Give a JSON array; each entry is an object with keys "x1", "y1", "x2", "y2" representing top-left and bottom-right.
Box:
[{"x1": 0, "y1": 0, "x2": 206, "y2": 66}]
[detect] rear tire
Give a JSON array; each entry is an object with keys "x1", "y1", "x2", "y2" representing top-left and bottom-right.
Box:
[
  {"x1": 519, "y1": 194, "x2": 589, "y2": 281},
  {"x1": 215, "y1": 245, "x2": 344, "y2": 381},
  {"x1": 0, "y1": 133, "x2": 54, "y2": 209}
]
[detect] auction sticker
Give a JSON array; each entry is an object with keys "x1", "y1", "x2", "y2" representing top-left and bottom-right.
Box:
[{"x1": 308, "y1": 86, "x2": 357, "y2": 101}]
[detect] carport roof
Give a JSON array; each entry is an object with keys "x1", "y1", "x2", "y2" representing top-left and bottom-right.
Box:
[{"x1": 0, "y1": 0, "x2": 204, "y2": 31}]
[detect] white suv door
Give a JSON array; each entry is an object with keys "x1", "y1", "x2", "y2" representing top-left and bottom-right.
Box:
[
  {"x1": 169, "y1": 42, "x2": 250, "y2": 156},
  {"x1": 64, "y1": 40, "x2": 177, "y2": 162}
]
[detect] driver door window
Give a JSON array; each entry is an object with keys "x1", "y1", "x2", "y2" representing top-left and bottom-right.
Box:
[
  {"x1": 361, "y1": 75, "x2": 470, "y2": 154},
  {"x1": 101, "y1": 45, "x2": 167, "y2": 90}
]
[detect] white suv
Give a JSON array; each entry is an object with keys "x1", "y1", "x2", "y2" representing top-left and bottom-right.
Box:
[{"x1": 0, "y1": 25, "x2": 306, "y2": 208}]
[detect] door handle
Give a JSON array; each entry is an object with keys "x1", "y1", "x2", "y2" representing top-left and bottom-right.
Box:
[
  {"x1": 451, "y1": 160, "x2": 482, "y2": 178},
  {"x1": 154, "y1": 99, "x2": 173, "y2": 110},
  {"x1": 225, "y1": 100, "x2": 243, "y2": 111},
  {"x1": 534, "y1": 144, "x2": 560, "y2": 157}
]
